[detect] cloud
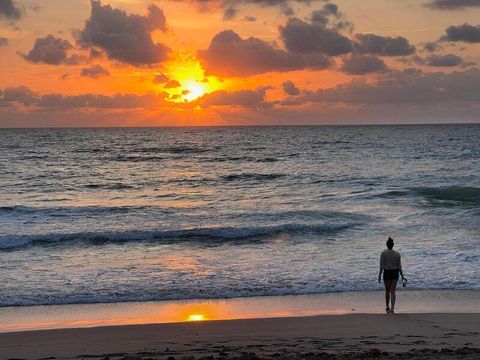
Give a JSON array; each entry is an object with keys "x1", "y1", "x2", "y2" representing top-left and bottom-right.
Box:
[
  {"x1": 426, "y1": 53, "x2": 464, "y2": 66},
  {"x1": 20, "y1": 35, "x2": 76, "y2": 65},
  {"x1": 198, "y1": 30, "x2": 331, "y2": 76},
  {"x1": 0, "y1": 37, "x2": 8, "y2": 47},
  {"x1": 223, "y1": 7, "x2": 237, "y2": 20},
  {"x1": 196, "y1": 88, "x2": 269, "y2": 108},
  {"x1": 0, "y1": 0, "x2": 22, "y2": 20},
  {"x1": 0, "y1": 85, "x2": 168, "y2": 109},
  {"x1": 292, "y1": 69, "x2": 480, "y2": 105},
  {"x1": 0, "y1": 86, "x2": 37, "y2": 105},
  {"x1": 340, "y1": 54, "x2": 388, "y2": 74},
  {"x1": 353, "y1": 33, "x2": 416, "y2": 56},
  {"x1": 78, "y1": 1, "x2": 170, "y2": 65},
  {"x1": 442, "y1": 23, "x2": 480, "y2": 43},
  {"x1": 164, "y1": 79, "x2": 181, "y2": 88},
  {"x1": 310, "y1": 2, "x2": 353, "y2": 31},
  {"x1": 282, "y1": 80, "x2": 300, "y2": 95},
  {"x1": 280, "y1": 17, "x2": 353, "y2": 56},
  {"x1": 80, "y1": 64, "x2": 110, "y2": 78},
  {"x1": 425, "y1": 0, "x2": 480, "y2": 10},
  {"x1": 177, "y1": 0, "x2": 320, "y2": 20},
  {"x1": 422, "y1": 41, "x2": 442, "y2": 52},
  {"x1": 152, "y1": 73, "x2": 169, "y2": 84}
]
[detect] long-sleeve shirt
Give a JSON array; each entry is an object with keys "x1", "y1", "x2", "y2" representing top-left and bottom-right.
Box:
[{"x1": 380, "y1": 249, "x2": 402, "y2": 271}]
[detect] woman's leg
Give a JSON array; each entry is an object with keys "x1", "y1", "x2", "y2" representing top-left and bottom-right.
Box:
[
  {"x1": 389, "y1": 279, "x2": 398, "y2": 312},
  {"x1": 384, "y1": 280, "x2": 392, "y2": 311}
]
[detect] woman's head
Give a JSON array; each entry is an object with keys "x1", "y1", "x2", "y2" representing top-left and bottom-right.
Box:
[{"x1": 386, "y1": 237, "x2": 394, "y2": 249}]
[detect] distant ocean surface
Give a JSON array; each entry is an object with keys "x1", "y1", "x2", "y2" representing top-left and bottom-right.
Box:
[{"x1": 0, "y1": 125, "x2": 479, "y2": 307}]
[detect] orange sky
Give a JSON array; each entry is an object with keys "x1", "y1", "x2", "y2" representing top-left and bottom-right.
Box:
[{"x1": 1, "y1": 0, "x2": 480, "y2": 126}]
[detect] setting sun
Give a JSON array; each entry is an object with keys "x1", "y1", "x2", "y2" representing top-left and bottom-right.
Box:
[
  {"x1": 187, "y1": 314, "x2": 206, "y2": 322},
  {"x1": 161, "y1": 51, "x2": 223, "y2": 103},
  {"x1": 182, "y1": 80, "x2": 208, "y2": 102}
]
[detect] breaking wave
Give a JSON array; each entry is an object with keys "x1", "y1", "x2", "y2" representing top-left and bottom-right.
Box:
[{"x1": 0, "y1": 222, "x2": 357, "y2": 251}]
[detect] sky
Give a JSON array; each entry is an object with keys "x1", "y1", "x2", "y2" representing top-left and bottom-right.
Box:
[{"x1": 0, "y1": 0, "x2": 480, "y2": 127}]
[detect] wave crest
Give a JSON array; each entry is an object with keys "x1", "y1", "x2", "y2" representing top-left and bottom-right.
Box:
[{"x1": 0, "y1": 222, "x2": 357, "y2": 251}]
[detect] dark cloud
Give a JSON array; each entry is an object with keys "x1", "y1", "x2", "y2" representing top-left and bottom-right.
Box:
[
  {"x1": 223, "y1": 7, "x2": 237, "y2": 20},
  {"x1": 63, "y1": 54, "x2": 87, "y2": 66},
  {"x1": 293, "y1": 69, "x2": 480, "y2": 105},
  {"x1": 80, "y1": 64, "x2": 110, "y2": 78},
  {"x1": 20, "y1": 35, "x2": 75, "y2": 65},
  {"x1": 310, "y1": 3, "x2": 353, "y2": 31},
  {"x1": 178, "y1": 0, "x2": 321, "y2": 20},
  {"x1": 152, "y1": 73, "x2": 169, "y2": 84},
  {"x1": 423, "y1": 41, "x2": 442, "y2": 52},
  {"x1": 282, "y1": 80, "x2": 300, "y2": 95},
  {"x1": 426, "y1": 53, "x2": 464, "y2": 66},
  {"x1": 0, "y1": 85, "x2": 37, "y2": 105},
  {"x1": 0, "y1": 85, "x2": 168, "y2": 109},
  {"x1": 280, "y1": 17, "x2": 352, "y2": 56},
  {"x1": 0, "y1": 37, "x2": 8, "y2": 47},
  {"x1": 425, "y1": 0, "x2": 480, "y2": 10},
  {"x1": 0, "y1": 0, "x2": 22, "y2": 20},
  {"x1": 196, "y1": 88, "x2": 269, "y2": 108},
  {"x1": 442, "y1": 23, "x2": 480, "y2": 43},
  {"x1": 78, "y1": 1, "x2": 170, "y2": 65},
  {"x1": 340, "y1": 54, "x2": 388, "y2": 75},
  {"x1": 164, "y1": 79, "x2": 181, "y2": 88},
  {"x1": 354, "y1": 33, "x2": 416, "y2": 56},
  {"x1": 198, "y1": 30, "x2": 331, "y2": 76}
]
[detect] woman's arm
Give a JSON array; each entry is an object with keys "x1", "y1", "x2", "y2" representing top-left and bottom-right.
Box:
[
  {"x1": 399, "y1": 255, "x2": 406, "y2": 280},
  {"x1": 378, "y1": 254, "x2": 384, "y2": 283}
]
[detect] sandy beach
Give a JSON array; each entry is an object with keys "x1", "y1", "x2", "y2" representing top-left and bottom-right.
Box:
[{"x1": 1, "y1": 313, "x2": 479, "y2": 360}]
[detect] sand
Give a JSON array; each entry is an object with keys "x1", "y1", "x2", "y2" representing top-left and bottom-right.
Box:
[
  {"x1": 2, "y1": 290, "x2": 480, "y2": 333},
  {"x1": 1, "y1": 313, "x2": 479, "y2": 360}
]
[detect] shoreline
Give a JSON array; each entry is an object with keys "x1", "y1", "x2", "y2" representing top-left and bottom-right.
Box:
[
  {"x1": 1, "y1": 289, "x2": 479, "y2": 333},
  {"x1": 1, "y1": 313, "x2": 479, "y2": 360}
]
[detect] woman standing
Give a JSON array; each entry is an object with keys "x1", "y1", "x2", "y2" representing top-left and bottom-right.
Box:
[{"x1": 378, "y1": 237, "x2": 406, "y2": 313}]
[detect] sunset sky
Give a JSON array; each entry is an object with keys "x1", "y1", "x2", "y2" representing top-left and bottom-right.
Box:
[{"x1": 1, "y1": 0, "x2": 480, "y2": 126}]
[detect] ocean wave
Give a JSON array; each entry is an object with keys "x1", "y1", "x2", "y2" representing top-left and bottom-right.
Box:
[
  {"x1": 200, "y1": 156, "x2": 280, "y2": 163},
  {"x1": 2, "y1": 283, "x2": 479, "y2": 308},
  {"x1": 136, "y1": 146, "x2": 210, "y2": 154},
  {"x1": 110, "y1": 155, "x2": 164, "y2": 162},
  {"x1": 373, "y1": 186, "x2": 480, "y2": 205},
  {"x1": 415, "y1": 186, "x2": 480, "y2": 204},
  {"x1": 0, "y1": 204, "x2": 166, "y2": 216},
  {"x1": 453, "y1": 251, "x2": 480, "y2": 263},
  {"x1": 221, "y1": 173, "x2": 286, "y2": 182},
  {"x1": 0, "y1": 222, "x2": 357, "y2": 251},
  {"x1": 83, "y1": 183, "x2": 135, "y2": 190}
]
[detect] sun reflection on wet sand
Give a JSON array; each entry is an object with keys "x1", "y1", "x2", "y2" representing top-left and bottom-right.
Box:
[
  {"x1": 2, "y1": 290, "x2": 478, "y2": 333},
  {"x1": 187, "y1": 314, "x2": 206, "y2": 321}
]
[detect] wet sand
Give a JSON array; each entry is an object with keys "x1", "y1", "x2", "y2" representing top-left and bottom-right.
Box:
[{"x1": 1, "y1": 313, "x2": 479, "y2": 360}]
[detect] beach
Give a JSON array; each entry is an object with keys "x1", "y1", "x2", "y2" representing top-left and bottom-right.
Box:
[
  {"x1": 1, "y1": 290, "x2": 480, "y2": 359},
  {"x1": 1, "y1": 313, "x2": 479, "y2": 360}
]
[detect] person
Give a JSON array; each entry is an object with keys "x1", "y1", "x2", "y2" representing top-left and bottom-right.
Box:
[{"x1": 378, "y1": 237, "x2": 406, "y2": 313}]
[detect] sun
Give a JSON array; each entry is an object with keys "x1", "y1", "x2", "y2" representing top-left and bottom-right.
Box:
[
  {"x1": 182, "y1": 80, "x2": 208, "y2": 102},
  {"x1": 160, "y1": 50, "x2": 223, "y2": 103}
]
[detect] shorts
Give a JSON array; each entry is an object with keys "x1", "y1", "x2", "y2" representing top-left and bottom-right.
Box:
[{"x1": 383, "y1": 269, "x2": 399, "y2": 281}]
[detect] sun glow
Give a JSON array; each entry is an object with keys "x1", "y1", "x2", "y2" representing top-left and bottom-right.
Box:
[
  {"x1": 161, "y1": 51, "x2": 223, "y2": 103},
  {"x1": 183, "y1": 80, "x2": 208, "y2": 102},
  {"x1": 187, "y1": 314, "x2": 206, "y2": 321}
]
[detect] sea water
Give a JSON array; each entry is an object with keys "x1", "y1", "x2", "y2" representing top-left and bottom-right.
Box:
[{"x1": 0, "y1": 125, "x2": 479, "y2": 307}]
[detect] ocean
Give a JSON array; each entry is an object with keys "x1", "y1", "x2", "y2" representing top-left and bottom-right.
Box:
[{"x1": 0, "y1": 125, "x2": 479, "y2": 307}]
